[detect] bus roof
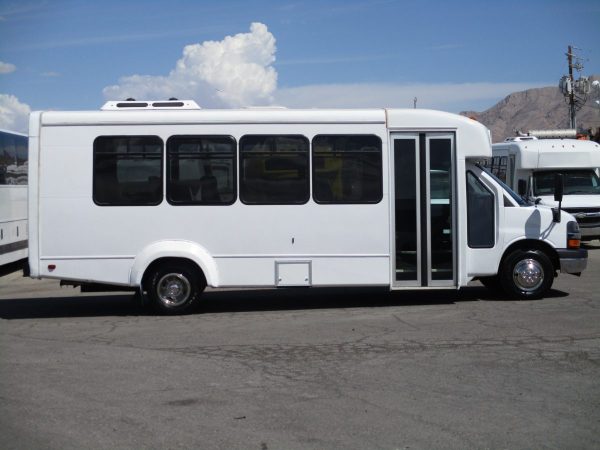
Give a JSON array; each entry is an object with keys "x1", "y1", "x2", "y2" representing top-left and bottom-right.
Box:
[
  {"x1": 493, "y1": 139, "x2": 600, "y2": 169},
  {"x1": 33, "y1": 107, "x2": 491, "y2": 159},
  {"x1": 38, "y1": 108, "x2": 386, "y2": 126},
  {"x1": 37, "y1": 107, "x2": 483, "y2": 129}
]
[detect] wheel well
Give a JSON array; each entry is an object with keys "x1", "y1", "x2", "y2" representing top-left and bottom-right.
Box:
[
  {"x1": 141, "y1": 257, "x2": 206, "y2": 290},
  {"x1": 500, "y1": 239, "x2": 560, "y2": 272}
]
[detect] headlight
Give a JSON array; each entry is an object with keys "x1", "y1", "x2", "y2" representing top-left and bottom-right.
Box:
[{"x1": 567, "y1": 221, "x2": 581, "y2": 249}]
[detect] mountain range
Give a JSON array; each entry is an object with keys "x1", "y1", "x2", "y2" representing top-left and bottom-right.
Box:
[{"x1": 461, "y1": 75, "x2": 600, "y2": 142}]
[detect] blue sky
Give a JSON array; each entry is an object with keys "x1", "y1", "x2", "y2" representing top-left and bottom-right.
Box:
[{"x1": 1, "y1": 0, "x2": 599, "y2": 131}]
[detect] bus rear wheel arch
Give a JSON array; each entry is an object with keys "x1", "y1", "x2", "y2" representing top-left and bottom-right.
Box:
[{"x1": 143, "y1": 258, "x2": 206, "y2": 314}]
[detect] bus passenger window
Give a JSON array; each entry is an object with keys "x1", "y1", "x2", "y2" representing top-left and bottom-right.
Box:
[
  {"x1": 93, "y1": 136, "x2": 163, "y2": 206},
  {"x1": 312, "y1": 135, "x2": 382, "y2": 204},
  {"x1": 167, "y1": 136, "x2": 236, "y2": 205},
  {"x1": 240, "y1": 135, "x2": 309, "y2": 205}
]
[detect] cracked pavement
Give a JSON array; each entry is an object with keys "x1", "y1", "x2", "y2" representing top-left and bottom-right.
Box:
[{"x1": 1, "y1": 245, "x2": 599, "y2": 449}]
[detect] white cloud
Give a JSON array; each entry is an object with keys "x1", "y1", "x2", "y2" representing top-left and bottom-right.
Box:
[
  {"x1": 274, "y1": 82, "x2": 549, "y2": 112},
  {"x1": 0, "y1": 61, "x2": 16, "y2": 74},
  {"x1": 0, "y1": 94, "x2": 31, "y2": 133},
  {"x1": 102, "y1": 22, "x2": 547, "y2": 113},
  {"x1": 103, "y1": 22, "x2": 277, "y2": 108}
]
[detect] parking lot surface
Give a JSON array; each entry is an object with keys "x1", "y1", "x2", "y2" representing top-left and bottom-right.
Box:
[{"x1": 1, "y1": 244, "x2": 599, "y2": 449}]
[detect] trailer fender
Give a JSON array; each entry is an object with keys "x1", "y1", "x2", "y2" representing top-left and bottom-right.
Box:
[{"x1": 129, "y1": 240, "x2": 219, "y2": 288}]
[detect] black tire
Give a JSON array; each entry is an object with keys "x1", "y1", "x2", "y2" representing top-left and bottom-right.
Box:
[
  {"x1": 499, "y1": 249, "x2": 554, "y2": 299},
  {"x1": 146, "y1": 262, "x2": 205, "y2": 314},
  {"x1": 479, "y1": 275, "x2": 502, "y2": 292}
]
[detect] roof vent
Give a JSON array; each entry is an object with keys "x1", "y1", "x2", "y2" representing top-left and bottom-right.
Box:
[
  {"x1": 505, "y1": 136, "x2": 538, "y2": 141},
  {"x1": 101, "y1": 99, "x2": 201, "y2": 110}
]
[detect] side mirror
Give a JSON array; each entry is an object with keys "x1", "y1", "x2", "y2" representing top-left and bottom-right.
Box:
[
  {"x1": 553, "y1": 173, "x2": 564, "y2": 223},
  {"x1": 518, "y1": 179, "x2": 527, "y2": 196},
  {"x1": 554, "y1": 173, "x2": 564, "y2": 202}
]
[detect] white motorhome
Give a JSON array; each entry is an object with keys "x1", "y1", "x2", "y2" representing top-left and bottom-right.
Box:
[
  {"x1": 0, "y1": 129, "x2": 28, "y2": 267},
  {"x1": 28, "y1": 101, "x2": 587, "y2": 313},
  {"x1": 490, "y1": 137, "x2": 600, "y2": 240}
]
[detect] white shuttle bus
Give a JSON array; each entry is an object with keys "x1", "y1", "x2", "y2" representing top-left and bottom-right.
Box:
[
  {"x1": 28, "y1": 101, "x2": 587, "y2": 313},
  {"x1": 0, "y1": 128, "x2": 28, "y2": 267},
  {"x1": 490, "y1": 137, "x2": 600, "y2": 240}
]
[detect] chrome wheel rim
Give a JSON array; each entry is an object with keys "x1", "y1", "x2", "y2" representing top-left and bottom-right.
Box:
[
  {"x1": 157, "y1": 273, "x2": 191, "y2": 307},
  {"x1": 513, "y1": 258, "x2": 544, "y2": 292}
]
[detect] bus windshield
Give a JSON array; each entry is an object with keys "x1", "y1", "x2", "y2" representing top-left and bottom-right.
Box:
[{"x1": 533, "y1": 170, "x2": 600, "y2": 196}]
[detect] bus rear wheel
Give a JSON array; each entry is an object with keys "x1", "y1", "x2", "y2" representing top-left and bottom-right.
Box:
[
  {"x1": 500, "y1": 249, "x2": 554, "y2": 299},
  {"x1": 147, "y1": 262, "x2": 205, "y2": 314}
]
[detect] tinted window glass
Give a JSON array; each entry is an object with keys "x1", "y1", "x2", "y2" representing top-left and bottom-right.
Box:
[
  {"x1": 482, "y1": 167, "x2": 526, "y2": 206},
  {"x1": 167, "y1": 136, "x2": 236, "y2": 205},
  {"x1": 467, "y1": 171, "x2": 495, "y2": 248},
  {"x1": 240, "y1": 135, "x2": 309, "y2": 204},
  {"x1": 533, "y1": 170, "x2": 600, "y2": 196},
  {"x1": 312, "y1": 135, "x2": 382, "y2": 204},
  {"x1": 93, "y1": 136, "x2": 163, "y2": 206},
  {"x1": 489, "y1": 155, "x2": 507, "y2": 183},
  {"x1": 0, "y1": 131, "x2": 27, "y2": 185}
]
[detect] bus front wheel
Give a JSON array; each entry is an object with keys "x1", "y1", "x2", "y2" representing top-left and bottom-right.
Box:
[
  {"x1": 147, "y1": 263, "x2": 205, "y2": 314},
  {"x1": 500, "y1": 249, "x2": 554, "y2": 299}
]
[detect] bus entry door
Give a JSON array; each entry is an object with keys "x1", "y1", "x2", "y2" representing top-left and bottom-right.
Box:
[{"x1": 392, "y1": 133, "x2": 456, "y2": 287}]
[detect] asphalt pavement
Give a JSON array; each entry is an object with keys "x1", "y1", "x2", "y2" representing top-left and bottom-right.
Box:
[{"x1": 1, "y1": 244, "x2": 599, "y2": 449}]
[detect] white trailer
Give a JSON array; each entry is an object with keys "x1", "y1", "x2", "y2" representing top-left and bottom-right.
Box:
[
  {"x1": 0, "y1": 129, "x2": 28, "y2": 267},
  {"x1": 491, "y1": 138, "x2": 600, "y2": 239},
  {"x1": 28, "y1": 101, "x2": 587, "y2": 313}
]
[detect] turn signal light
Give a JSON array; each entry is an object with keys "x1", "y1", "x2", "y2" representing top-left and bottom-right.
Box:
[
  {"x1": 566, "y1": 221, "x2": 581, "y2": 249},
  {"x1": 48, "y1": 264, "x2": 56, "y2": 271}
]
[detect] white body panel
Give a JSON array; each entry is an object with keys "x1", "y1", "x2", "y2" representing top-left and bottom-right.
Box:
[
  {"x1": 28, "y1": 107, "x2": 575, "y2": 290},
  {"x1": 463, "y1": 168, "x2": 567, "y2": 278}
]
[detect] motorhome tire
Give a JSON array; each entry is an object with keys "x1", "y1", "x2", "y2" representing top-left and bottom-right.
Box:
[
  {"x1": 147, "y1": 263, "x2": 204, "y2": 314},
  {"x1": 500, "y1": 249, "x2": 554, "y2": 299}
]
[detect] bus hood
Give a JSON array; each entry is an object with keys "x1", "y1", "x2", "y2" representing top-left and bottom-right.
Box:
[{"x1": 536, "y1": 195, "x2": 600, "y2": 208}]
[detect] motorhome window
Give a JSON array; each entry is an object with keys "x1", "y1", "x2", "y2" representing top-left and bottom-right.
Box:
[
  {"x1": 466, "y1": 171, "x2": 495, "y2": 248},
  {"x1": 167, "y1": 136, "x2": 236, "y2": 205},
  {"x1": 489, "y1": 156, "x2": 507, "y2": 183},
  {"x1": 508, "y1": 155, "x2": 516, "y2": 185},
  {"x1": 312, "y1": 135, "x2": 382, "y2": 204},
  {"x1": 93, "y1": 136, "x2": 163, "y2": 206},
  {"x1": 533, "y1": 170, "x2": 600, "y2": 196},
  {"x1": 481, "y1": 166, "x2": 526, "y2": 206},
  {"x1": 0, "y1": 131, "x2": 28, "y2": 185},
  {"x1": 239, "y1": 135, "x2": 309, "y2": 205}
]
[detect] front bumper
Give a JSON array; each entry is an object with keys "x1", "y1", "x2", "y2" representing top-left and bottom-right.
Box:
[
  {"x1": 557, "y1": 248, "x2": 588, "y2": 274},
  {"x1": 580, "y1": 226, "x2": 600, "y2": 240}
]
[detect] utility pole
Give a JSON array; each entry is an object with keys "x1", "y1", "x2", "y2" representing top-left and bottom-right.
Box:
[
  {"x1": 567, "y1": 45, "x2": 576, "y2": 129},
  {"x1": 560, "y1": 45, "x2": 591, "y2": 131},
  {"x1": 413, "y1": 97, "x2": 417, "y2": 109}
]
